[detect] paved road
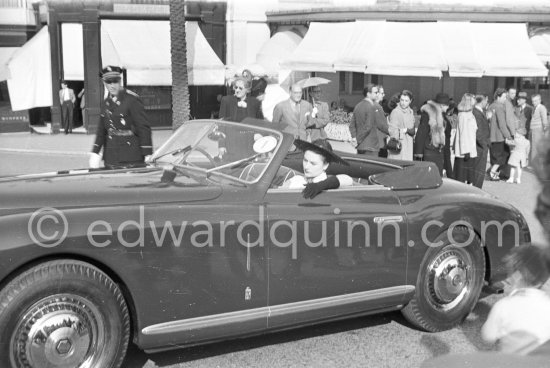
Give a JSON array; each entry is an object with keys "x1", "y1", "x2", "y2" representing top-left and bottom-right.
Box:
[{"x1": 0, "y1": 148, "x2": 546, "y2": 368}]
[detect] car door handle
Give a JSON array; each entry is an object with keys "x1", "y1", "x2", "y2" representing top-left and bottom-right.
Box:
[{"x1": 373, "y1": 216, "x2": 404, "y2": 224}]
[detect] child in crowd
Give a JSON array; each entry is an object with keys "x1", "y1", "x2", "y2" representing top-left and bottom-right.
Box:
[
  {"x1": 506, "y1": 127, "x2": 531, "y2": 184},
  {"x1": 481, "y1": 245, "x2": 550, "y2": 355}
]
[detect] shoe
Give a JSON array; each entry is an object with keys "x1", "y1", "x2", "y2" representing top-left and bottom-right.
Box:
[
  {"x1": 64, "y1": 131, "x2": 68, "y2": 135},
  {"x1": 516, "y1": 178, "x2": 521, "y2": 184},
  {"x1": 489, "y1": 171, "x2": 500, "y2": 181},
  {"x1": 506, "y1": 179, "x2": 514, "y2": 184}
]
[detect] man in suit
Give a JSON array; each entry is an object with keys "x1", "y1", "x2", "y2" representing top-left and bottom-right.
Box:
[
  {"x1": 59, "y1": 81, "x2": 76, "y2": 134},
  {"x1": 307, "y1": 86, "x2": 330, "y2": 141},
  {"x1": 272, "y1": 83, "x2": 314, "y2": 141},
  {"x1": 90, "y1": 66, "x2": 152, "y2": 169},
  {"x1": 472, "y1": 94, "x2": 491, "y2": 188},
  {"x1": 349, "y1": 83, "x2": 386, "y2": 156}
]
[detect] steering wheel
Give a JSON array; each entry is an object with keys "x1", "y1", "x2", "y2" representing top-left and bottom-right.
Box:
[{"x1": 182, "y1": 146, "x2": 217, "y2": 168}]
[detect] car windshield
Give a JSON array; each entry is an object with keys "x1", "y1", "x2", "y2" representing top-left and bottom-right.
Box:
[{"x1": 151, "y1": 121, "x2": 282, "y2": 184}]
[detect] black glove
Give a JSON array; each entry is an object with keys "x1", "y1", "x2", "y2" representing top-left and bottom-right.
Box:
[
  {"x1": 464, "y1": 153, "x2": 470, "y2": 162},
  {"x1": 302, "y1": 176, "x2": 340, "y2": 199},
  {"x1": 406, "y1": 128, "x2": 416, "y2": 136}
]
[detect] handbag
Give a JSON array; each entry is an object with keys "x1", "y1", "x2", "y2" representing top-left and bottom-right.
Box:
[{"x1": 386, "y1": 137, "x2": 402, "y2": 154}]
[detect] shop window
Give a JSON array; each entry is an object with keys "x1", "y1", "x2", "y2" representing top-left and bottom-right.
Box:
[
  {"x1": 521, "y1": 76, "x2": 549, "y2": 90},
  {"x1": 339, "y1": 71, "x2": 346, "y2": 92},
  {"x1": 352, "y1": 72, "x2": 365, "y2": 92}
]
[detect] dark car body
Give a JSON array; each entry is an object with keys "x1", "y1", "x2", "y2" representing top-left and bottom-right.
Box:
[{"x1": 0, "y1": 119, "x2": 530, "y2": 366}]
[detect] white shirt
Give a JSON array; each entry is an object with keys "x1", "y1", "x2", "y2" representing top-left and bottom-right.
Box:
[{"x1": 481, "y1": 288, "x2": 550, "y2": 354}]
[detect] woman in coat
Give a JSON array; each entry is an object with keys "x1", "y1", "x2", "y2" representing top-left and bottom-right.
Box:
[
  {"x1": 388, "y1": 90, "x2": 415, "y2": 161},
  {"x1": 454, "y1": 93, "x2": 478, "y2": 183}
]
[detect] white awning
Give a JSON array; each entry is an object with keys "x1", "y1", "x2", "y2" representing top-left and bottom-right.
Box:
[
  {"x1": 101, "y1": 20, "x2": 225, "y2": 86},
  {"x1": 364, "y1": 22, "x2": 447, "y2": 77},
  {"x1": 283, "y1": 21, "x2": 547, "y2": 78},
  {"x1": 437, "y1": 22, "x2": 483, "y2": 78},
  {"x1": 333, "y1": 21, "x2": 383, "y2": 73},
  {"x1": 279, "y1": 22, "x2": 356, "y2": 72},
  {"x1": 0, "y1": 47, "x2": 19, "y2": 81},
  {"x1": 7, "y1": 27, "x2": 53, "y2": 111},
  {"x1": 255, "y1": 30, "x2": 303, "y2": 74},
  {"x1": 530, "y1": 29, "x2": 550, "y2": 65},
  {"x1": 473, "y1": 23, "x2": 548, "y2": 77}
]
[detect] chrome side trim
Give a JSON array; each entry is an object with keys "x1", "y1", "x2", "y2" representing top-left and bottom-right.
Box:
[
  {"x1": 373, "y1": 216, "x2": 404, "y2": 224},
  {"x1": 142, "y1": 285, "x2": 414, "y2": 336},
  {"x1": 268, "y1": 285, "x2": 413, "y2": 317}
]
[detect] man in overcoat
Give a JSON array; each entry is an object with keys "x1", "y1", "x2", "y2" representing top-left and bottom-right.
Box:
[{"x1": 349, "y1": 83, "x2": 386, "y2": 156}]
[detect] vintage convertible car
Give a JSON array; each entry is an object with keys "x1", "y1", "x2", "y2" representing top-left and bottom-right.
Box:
[{"x1": 0, "y1": 119, "x2": 530, "y2": 367}]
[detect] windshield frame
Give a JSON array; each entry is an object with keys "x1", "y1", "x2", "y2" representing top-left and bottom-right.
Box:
[{"x1": 151, "y1": 120, "x2": 285, "y2": 186}]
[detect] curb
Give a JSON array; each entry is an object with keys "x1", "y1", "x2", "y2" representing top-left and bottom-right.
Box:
[{"x1": 0, "y1": 148, "x2": 89, "y2": 156}]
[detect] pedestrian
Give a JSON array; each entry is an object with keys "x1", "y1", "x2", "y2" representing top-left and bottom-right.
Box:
[
  {"x1": 481, "y1": 245, "x2": 550, "y2": 355},
  {"x1": 306, "y1": 85, "x2": 330, "y2": 141},
  {"x1": 59, "y1": 81, "x2": 76, "y2": 134},
  {"x1": 218, "y1": 74, "x2": 264, "y2": 161},
  {"x1": 471, "y1": 94, "x2": 491, "y2": 189},
  {"x1": 515, "y1": 91, "x2": 533, "y2": 137},
  {"x1": 89, "y1": 66, "x2": 153, "y2": 169},
  {"x1": 375, "y1": 85, "x2": 390, "y2": 157},
  {"x1": 506, "y1": 127, "x2": 531, "y2": 184},
  {"x1": 219, "y1": 74, "x2": 263, "y2": 123},
  {"x1": 387, "y1": 90, "x2": 415, "y2": 161},
  {"x1": 272, "y1": 83, "x2": 314, "y2": 141},
  {"x1": 413, "y1": 92, "x2": 451, "y2": 175},
  {"x1": 454, "y1": 93, "x2": 478, "y2": 184},
  {"x1": 349, "y1": 83, "x2": 386, "y2": 157},
  {"x1": 506, "y1": 86, "x2": 520, "y2": 131},
  {"x1": 530, "y1": 94, "x2": 549, "y2": 164},
  {"x1": 78, "y1": 88, "x2": 86, "y2": 126},
  {"x1": 487, "y1": 88, "x2": 515, "y2": 181}
]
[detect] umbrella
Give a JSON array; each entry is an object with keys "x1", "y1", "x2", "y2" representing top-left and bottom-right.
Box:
[{"x1": 296, "y1": 77, "x2": 331, "y2": 89}]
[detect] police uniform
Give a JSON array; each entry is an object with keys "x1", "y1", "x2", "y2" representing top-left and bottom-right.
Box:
[{"x1": 92, "y1": 67, "x2": 153, "y2": 169}]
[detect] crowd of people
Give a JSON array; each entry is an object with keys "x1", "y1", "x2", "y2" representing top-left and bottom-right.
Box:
[{"x1": 229, "y1": 76, "x2": 547, "y2": 190}]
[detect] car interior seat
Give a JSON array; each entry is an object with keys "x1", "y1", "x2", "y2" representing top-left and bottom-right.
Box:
[{"x1": 239, "y1": 163, "x2": 297, "y2": 187}]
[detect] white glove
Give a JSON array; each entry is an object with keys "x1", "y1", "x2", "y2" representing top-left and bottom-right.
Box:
[
  {"x1": 89, "y1": 152, "x2": 102, "y2": 168},
  {"x1": 144, "y1": 155, "x2": 152, "y2": 163}
]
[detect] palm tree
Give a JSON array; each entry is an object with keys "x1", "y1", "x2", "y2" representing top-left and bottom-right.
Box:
[{"x1": 169, "y1": 0, "x2": 190, "y2": 130}]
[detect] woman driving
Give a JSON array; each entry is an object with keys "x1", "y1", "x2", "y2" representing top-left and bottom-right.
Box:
[{"x1": 282, "y1": 139, "x2": 353, "y2": 198}]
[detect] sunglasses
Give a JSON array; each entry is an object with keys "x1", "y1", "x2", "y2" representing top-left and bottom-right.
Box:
[{"x1": 104, "y1": 78, "x2": 121, "y2": 84}]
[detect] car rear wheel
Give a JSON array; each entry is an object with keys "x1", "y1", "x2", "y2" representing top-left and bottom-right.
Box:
[
  {"x1": 0, "y1": 260, "x2": 130, "y2": 368},
  {"x1": 402, "y1": 226, "x2": 485, "y2": 332}
]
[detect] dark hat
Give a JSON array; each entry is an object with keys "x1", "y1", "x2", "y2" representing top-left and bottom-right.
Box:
[
  {"x1": 100, "y1": 65, "x2": 123, "y2": 82},
  {"x1": 434, "y1": 92, "x2": 450, "y2": 105},
  {"x1": 294, "y1": 139, "x2": 349, "y2": 166},
  {"x1": 518, "y1": 91, "x2": 528, "y2": 100}
]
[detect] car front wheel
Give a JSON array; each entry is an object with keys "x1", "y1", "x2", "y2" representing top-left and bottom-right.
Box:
[
  {"x1": 0, "y1": 260, "x2": 130, "y2": 368},
  {"x1": 402, "y1": 227, "x2": 486, "y2": 332}
]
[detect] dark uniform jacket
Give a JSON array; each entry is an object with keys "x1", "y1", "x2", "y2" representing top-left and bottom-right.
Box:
[{"x1": 92, "y1": 89, "x2": 152, "y2": 168}]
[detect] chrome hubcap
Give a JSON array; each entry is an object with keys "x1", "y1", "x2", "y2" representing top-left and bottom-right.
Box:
[
  {"x1": 427, "y1": 248, "x2": 471, "y2": 310},
  {"x1": 11, "y1": 294, "x2": 104, "y2": 368}
]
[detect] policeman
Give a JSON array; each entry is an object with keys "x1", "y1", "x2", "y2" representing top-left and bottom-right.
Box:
[{"x1": 89, "y1": 66, "x2": 153, "y2": 169}]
